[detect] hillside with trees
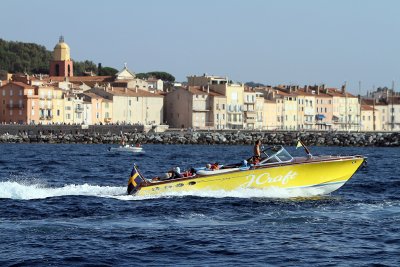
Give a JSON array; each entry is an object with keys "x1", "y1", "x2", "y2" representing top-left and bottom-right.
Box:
[
  {"x1": 0, "y1": 39, "x2": 52, "y2": 74},
  {"x1": 0, "y1": 39, "x2": 118, "y2": 77}
]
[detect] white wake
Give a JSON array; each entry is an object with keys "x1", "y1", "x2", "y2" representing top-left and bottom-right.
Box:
[
  {"x1": 0, "y1": 181, "x2": 126, "y2": 200},
  {"x1": 1, "y1": 181, "x2": 332, "y2": 201}
]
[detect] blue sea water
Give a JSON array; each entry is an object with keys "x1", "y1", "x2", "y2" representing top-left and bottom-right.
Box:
[{"x1": 0, "y1": 144, "x2": 399, "y2": 266}]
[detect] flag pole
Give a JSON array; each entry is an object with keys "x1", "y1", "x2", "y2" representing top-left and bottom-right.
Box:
[{"x1": 299, "y1": 139, "x2": 312, "y2": 156}]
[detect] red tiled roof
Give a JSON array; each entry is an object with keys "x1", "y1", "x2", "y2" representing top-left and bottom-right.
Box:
[
  {"x1": 44, "y1": 76, "x2": 114, "y2": 83},
  {"x1": 105, "y1": 87, "x2": 163, "y2": 98},
  {"x1": 7, "y1": 81, "x2": 35, "y2": 89},
  {"x1": 361, "y1": 105, "x2": 375, "y2": 111}
]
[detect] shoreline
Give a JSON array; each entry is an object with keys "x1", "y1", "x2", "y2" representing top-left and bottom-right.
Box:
[{"x1": 0, "y1": 126, "x2": 399, "y2": 146}]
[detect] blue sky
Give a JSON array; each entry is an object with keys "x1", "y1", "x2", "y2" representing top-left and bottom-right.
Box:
[{"x1": 1, "y1": 0, "x2": 400, "y2": 93}]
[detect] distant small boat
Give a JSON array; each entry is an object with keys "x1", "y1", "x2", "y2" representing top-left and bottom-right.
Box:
[{"x1": 108, "y1": 145, "x2": 144, "y2": 153}]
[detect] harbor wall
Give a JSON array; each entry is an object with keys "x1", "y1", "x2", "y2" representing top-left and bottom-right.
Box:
[{"x1": 0, "y1": 127, "x2": 399, "y2": 146}]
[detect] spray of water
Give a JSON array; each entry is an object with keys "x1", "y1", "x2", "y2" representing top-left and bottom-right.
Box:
[{"x1": 1, "y1": 180, "x2": 331, "y2": 201}]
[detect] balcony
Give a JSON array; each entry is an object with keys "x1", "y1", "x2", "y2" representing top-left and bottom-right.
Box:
[
  {"x1": 193, "y1": 107, "x2": 210, "y2": 112},
  {"x1": 227, "y1": 110, "x2": 242, "y2": 114},
  {"x1": 244, "y1": 110, "x2": 256, "y2": 116},
  {"x1": 40, "y1": 115, "x2": 53, "y2": 120},
  {"x1": 75, "y1": 106, "x2": 84, "y2": 113}
]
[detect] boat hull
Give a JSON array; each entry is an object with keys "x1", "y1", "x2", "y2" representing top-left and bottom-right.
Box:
[
  {"x1": 109, "y1": 147, "x2": 143, "y2": 153},
  {"x1": 133, "y1": 156, "x2": 365, "y2": 197}
]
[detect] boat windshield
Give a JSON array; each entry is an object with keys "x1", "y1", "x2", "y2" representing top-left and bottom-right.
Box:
[{"x1": 259, "y1": 146, "x2": 293, "y2": 165}]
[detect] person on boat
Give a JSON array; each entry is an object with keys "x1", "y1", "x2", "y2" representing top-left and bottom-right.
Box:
[
  {"x1": 165, "y1": 167, "x2": 183, "y2": 179},
  {"x1": 253, "y1": 139, "x2": 262, "y2": 159},
  {"x1": 135, "y1": 143, "x2": 141, "y2": 148},
  {"x1": 205, "y1": 164, "x2": 212, "y2": 170},
  {"x1": 211, "y1": 162, "x2": 220, "y2": 170}
]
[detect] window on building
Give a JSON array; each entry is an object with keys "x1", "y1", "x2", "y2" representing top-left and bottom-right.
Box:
[
  {"x1": 128, "y1": 100, "x2": 132, "y2": 106},
  {"x1": 19, "y1": 110, "x2": 22, "y2": 115},
  {"x1": 66, "y1": 114, "x2": 71, "y2": 119},
  {"x1": 325, "y1": 107, "x2": 327, "y2": 112},
  {"x1": 96, "y1": 103, "x2": 99, "y2": 109},
  {"x1": 10, "y1": 89, "x2": 13, "y2": 96},
  {"x1": 9, "y1": 100, "x2": 13, "y2": 108},
  {"x1": 19, "y1": 89, "x2": 23, "y2": 96},
  {"x1": 96, "y1": 112, "x2": 99, "y2": 119},
  {"x1": 105, "y1": 102, "x2": 109, "y2": 108},
  {"x1": 222, "y1": 114, "x2": 225, "y2": 120},
  {"x1": 32, "y1": 110, "x2": 34, "y2": 115},
  {"x1": 222, "y1": 104, "x2": 225, "y2": 110},
  {"x1": 105, "y1": 112, "x2": 110, "y2": 118},
  {"x1": 10, "y1": 110, "x2": 13, "y2": 115},
  {"x1": 2, "y1": 89, "x2": 5, "y2": 96},
  {"x1": 57, "y1": 110, "x2": 60, "y2": 116}
]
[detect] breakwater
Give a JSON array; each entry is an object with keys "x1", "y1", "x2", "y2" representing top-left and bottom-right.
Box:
[{"x1": 0, "y1": 128, "x2": 399, "y2": 146}]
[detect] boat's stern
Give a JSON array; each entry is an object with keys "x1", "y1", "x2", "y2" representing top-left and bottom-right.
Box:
[{"x1": 127, "y1": 164, "x2": 147, "y2": 195}]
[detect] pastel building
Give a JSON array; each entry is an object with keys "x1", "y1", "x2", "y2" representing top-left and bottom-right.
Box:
[
  {"x1": 80, "y1": 92, "x2": 113, "y2": 124},
  {"x1": 164, "y1": 86, "x2": 225, "y2": 129},
  {"x1": 188, "y1": 74, "x2": 245, "y2": 129},
  {"x1": 263, "y1": 99, "x2": 279, "y2": 130},
  {"x1": 360, "y1": 105, "x2": 376, "y2": 131},
  {"x1": 89, "y1": 87, "x2": 163, "y2": 125},
  {"x1": 0, "y1": 82, "x2": 39, "y2": 124},
  {"x1": 327, "y1": 86, "x2": 360, "y2": 131}
]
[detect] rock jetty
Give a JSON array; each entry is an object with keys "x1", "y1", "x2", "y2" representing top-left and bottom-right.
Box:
[{"x1": 0, "y1": 129, "x2": 399, "y2": 147}]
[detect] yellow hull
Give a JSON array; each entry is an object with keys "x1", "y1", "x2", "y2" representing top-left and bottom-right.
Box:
[{"x1": 135, "y1": 156, "x2": 365, "y2": 197}]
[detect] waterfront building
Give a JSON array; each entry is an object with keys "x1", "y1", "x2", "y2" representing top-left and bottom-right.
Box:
[
  {"x1": 360, "y1": 104, "x2": 377, "y2": 131},
  {"x1": 0, "y1": 82, "x2": 39, "y2": 124},
  {"x1": 243, "y1": 88, "x2": 264, "y2": 129},
  {"x1": 314, "y1": 86, "x2": 333, "y2": 131},
  {"x1": 37, "y1": 85, "x2": 61, "y2": 124},
  {"x1": 188, "y1": 74, "x2": 244, "y2": 129},
  {"x1": 295, "y1": 86, "x2": 316, "y2": 130},
  {"x1": 327, "y1": 85, "x2": 360, "y2": 131},
  {"x1": 80, "y1": 92, "x2": 113, "y2": 125},
  {"x1": 263, "y1": 99, "x2": 279, "y2": 130},
  {"x1": 89, "y1": 87, "x2": 163, "y2": 125},
  {"x1": 164, "y1": 86, "x2": 225, "y2": 129}
]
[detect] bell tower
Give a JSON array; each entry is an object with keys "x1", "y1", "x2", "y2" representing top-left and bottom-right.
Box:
[{"x1": 49, "y1": 36, "x2": 74, "y2": 77}]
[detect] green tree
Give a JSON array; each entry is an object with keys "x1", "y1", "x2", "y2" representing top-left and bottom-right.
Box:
[
  {"x1": 98, "y1": 66, "x2": 118, "y2": 76},
  {"x1": 147, "y1": 71, "x2": 175, "y2": 82},
  {"x1": 73, "y1": 60, "x2": 97, "y2": 76}
]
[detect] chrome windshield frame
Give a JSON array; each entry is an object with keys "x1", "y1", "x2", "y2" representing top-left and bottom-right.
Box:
[{"x1": 258, "y1": 146, "x2": 294, "y2": 165}]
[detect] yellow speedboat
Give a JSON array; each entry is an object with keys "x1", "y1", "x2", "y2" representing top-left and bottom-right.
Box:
[{"x1": 127, "y1": 145, "x2": 365, "y2": 197}]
